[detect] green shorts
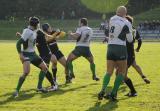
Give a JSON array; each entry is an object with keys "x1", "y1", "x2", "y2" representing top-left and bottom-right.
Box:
[
  {"x1": 107, "y1": 44, "x2": 127, "y2": 61},
  {"x1": 23, "y1": 52, "x2": 43, "y2": 67},
  {"x1": 72, "y1": 46, "x2": 92, "y2": 58}
]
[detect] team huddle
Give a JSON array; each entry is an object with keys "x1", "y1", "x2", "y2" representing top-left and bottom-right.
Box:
[{"x1": 13, "y1": 6, "x2": 150, "y2": 101}]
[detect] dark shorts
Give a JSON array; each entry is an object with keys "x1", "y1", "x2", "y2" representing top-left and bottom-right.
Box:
[
  {"x1": 40, "y1": 54, "x2": 51, "y2": 65},
  {"x1": 23, "y1": 52, "x2": 43, "y2": 67},
  {"x1": 53, "y1": 50, "x2": 64, "y2": 60},
  {"x1": 72, "y1": 46, "x2": 92, "y2": 58},
  {"x1": 107, "y1": 44, "x2": 127, "y2": 61},
  {"x1": 127, "y1": 55, "x2": 135, "y2": 68}
]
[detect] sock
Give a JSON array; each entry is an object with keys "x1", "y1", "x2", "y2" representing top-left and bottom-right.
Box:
[
  {"x1": 125, "y1": 78, "x2": 136, "y2": 93},
  {"x1": 90, "y1": 63, "x2": 96, "y2": 76},
  {"x1": 16, "y1": 76, "x2": 26, "y2": 92},
  {"x1": 111, "y1": 74, "x2": 124, "y2": 96},
  {"x1": 101, "y1": 73, "x2": 111, "y2": 92},
  {"x1": 67, "y1": 61, "x2": 74, "y2": 75},
  {"x1": 37, "y1": 71, "x2": 46, "y2": 89},
  {"x1": 52, "y1": 68, "x2": 57, "y2": 81},
  {"x1": 46, "y1": 71, "x2": 55, "y2": 86}
]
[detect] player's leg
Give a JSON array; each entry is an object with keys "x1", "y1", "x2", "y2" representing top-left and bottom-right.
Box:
[
  {"x1": 132, "y1": 60, "x2": 150, "y2": 84},
  {"x1": 42, "y1": 55, "x2": 56, "y2": 87},
  {"x1": 13, "y1": 60, "x2": 30, "y2": 97},
  {"x1": 85, "y1": 55, "x2": 99, "y2": 81},
  {"x1": 50, "y1": 54, "x2": 58, "y2": 81},
  {"x1": 109, "y1": 60, "x2": 126, "y2": 97},
  {"x1": 124, "y1": 57, "x2": 137, "y2": 96},
  {"x1": 31, "y1": 54, "x2": 57, "y2": 92},
  {"x1": 98, "y1": 60, "x2": 115, "y2": 100},
  {"x1": 66, "y1": 52, "x2": 78, "y2": 81},
  {"x1": 58, "y1": 56, "x2": 69, "y2": 78},
  {"x1": 124, "y1": 69, "x2": 137, "y2": 97}
]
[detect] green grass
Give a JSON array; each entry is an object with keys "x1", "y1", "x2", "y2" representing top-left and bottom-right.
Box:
[{"x1": 0, "y1": 42, "x2": 160, "y2": 111}]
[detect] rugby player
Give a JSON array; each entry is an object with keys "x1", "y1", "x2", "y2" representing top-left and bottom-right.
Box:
[
  {"x1": 98, "y1": 6, "x2": 133, "y2": 101},
  {"x1": 13, "y1": 17, "x2": 56, "y2": 97},
  {"x1": 123, "y1": 15, "x2": 150, "y2": 97},
  {"x1": 42, "y1": 23, "x2": 71, "y2": 83},
  {"x1": 125, "y1": 16, "x2": 150, "y2": 85},
  {"x1": 67, "y1": 18, "x2": 99, "y2": 81}
]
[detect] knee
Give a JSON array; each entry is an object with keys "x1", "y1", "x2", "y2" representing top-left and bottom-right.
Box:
[{"x1": 41, "y1": 65, "x2": 48, "y2": 72}]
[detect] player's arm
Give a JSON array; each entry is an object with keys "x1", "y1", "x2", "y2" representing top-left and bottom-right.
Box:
[
  {"x1": 16, "y1": 29, "x2": 30, "y2": 63},
  {"x1": 135, "y1": 30, "x2": 142, "y2": 52},
  {"x1": 126, "y1": 23, "x2": 133, "y2": 43},
  {"x1": 68, "y1": 31, "x2": 80, "y2": 40}
]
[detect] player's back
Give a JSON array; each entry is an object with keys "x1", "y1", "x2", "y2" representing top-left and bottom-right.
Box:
[
  {"x1": 108, "y1": 15, "x2": 132, "y2": 46},
  {"x1": 76, "y1": 26, "x2": 93, "y2": 47},
  {"x1": 21, "y1": 27, "x2": 37, "y2": 52}
]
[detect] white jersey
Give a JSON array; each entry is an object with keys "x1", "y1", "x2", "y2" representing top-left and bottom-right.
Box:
[
  {"x1": 76, "y1": 26, "x2": 93, "y2": 47},
  {"x1": 21, "y1": 26, "x2": 37, "y2": 52},
  {"x1": 108, "y1": 15, "x2": 133, "y2": 46}
]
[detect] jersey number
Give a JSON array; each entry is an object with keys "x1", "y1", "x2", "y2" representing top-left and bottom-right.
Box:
[{"x1": 110, "y1": 26, "x2": 115, "y2": 33}]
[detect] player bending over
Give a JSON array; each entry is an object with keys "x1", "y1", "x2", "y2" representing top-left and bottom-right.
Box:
[
  {"x1": 67, "y1": 18, "x2": 99, "y2": 82},
  {"x1": 13, "y1": 17, "x2": 55, "y2": 97},
  {"x1": 42, "y1": 23, "x2": 71, "y2": 83},
  {"x1": 98, "y1": 6, "x2": 133, "y2": 101}
]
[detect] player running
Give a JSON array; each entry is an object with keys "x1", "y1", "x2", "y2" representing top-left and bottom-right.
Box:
[
  {"x1": 98, "y1": 6, "x2": 133, "y2": 101},
  {"x1": 123, "y1": 15, "x2": 150, "y2": 97},
  {"x1": 13, "y1": 17, "x2": 56, "y2": 97},
  {"x1": 67, "y1": 18, "x2": 99, "y2": 82},
  {"x1": 125, "y1": 16, "x2": 150, "y2": 85},
  {"x1": 42, "y1": 23, "x2": 71, "y2": 83}
]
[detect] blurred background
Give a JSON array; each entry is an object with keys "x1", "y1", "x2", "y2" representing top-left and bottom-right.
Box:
[{"x1": 0, "y1": 0, "x2": 159, "y2": 40}]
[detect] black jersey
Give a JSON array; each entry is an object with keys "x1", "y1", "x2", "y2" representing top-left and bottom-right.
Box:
[
  {"x1": 36, "y1": 30, "x2": 51, "y2": 57},
  {"x1": 47, "y1": 31, "x2": 59, "y2": 53},
  {"x1": 126, "y1": 29, "x2": 142, "y2": 57}
]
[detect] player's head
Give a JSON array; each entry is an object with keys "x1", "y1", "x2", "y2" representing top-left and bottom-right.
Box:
[
  {"x1": 29, "y1": 16, "x2": 40, "y2": 29},
  {"x1": 42, "y1": 23, "x2": 52, "y2": 33},
  {"x1": 79, "y1": 18, "x2": 88, "y2": 27},
  {"x1": 126, "y1": 15, "x2": 133, "y2": 24},
  {"x1": 116, "y1": 6, "x2": 127, "y2": 17}
]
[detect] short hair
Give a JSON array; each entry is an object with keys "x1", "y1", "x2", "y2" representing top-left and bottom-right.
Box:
[
  {"x1": 42, "y1": 23, "x2": 50, "y2": 32},
  {"x1": 80, "y1": 18, "x2": 88, "y2": 26},
  {"x1": 29, "y1": 16, "x2": 40, "y2": 27},
  {"x1": 126, "y1": 15, "x2": 133, "y2": 24}
]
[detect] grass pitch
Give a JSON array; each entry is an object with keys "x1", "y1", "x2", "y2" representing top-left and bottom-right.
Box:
[{"x1": 0, "y1": 42, "x2": 160, "y2": 111}]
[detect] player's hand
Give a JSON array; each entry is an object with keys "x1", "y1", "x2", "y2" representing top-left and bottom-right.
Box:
[
  {"x1": 16, "y1": 32, "x2": 21, "y2": 37},
  {"x1": 103, "y1": 37, "x2": 108, "y2": 43},
  {"x1": 19, "y1": 53, "x2": 25, "y2": 63},
  {"x1": 56, "y1": 29, "x2": 60, "y2": 33},
  {"x1": 135, "y1": 48, "x2": 139, "y2": 52},
  {"x1": 68, "y1": 31, "x2": 72, "y2": 36}
]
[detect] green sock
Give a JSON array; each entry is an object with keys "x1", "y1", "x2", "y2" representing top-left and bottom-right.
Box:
[
  {"x1": 16, "y1": 76, "x2": 26, "y2": 92},
  {"x1": 67, "y1": 61, "x2": 74, "y2": 74},
  {"x1": 37, "y1": 71, "x2": 46, "y2": 89},
  {"x1": 90, "y1": 63, "x2": 96, "y2": 76},
  {"x1": 111, "y1": 74, "x2": 124, "y2": 95},
  {"x1": 101, "y1": 73, "x2": 111, "y2": 92}
]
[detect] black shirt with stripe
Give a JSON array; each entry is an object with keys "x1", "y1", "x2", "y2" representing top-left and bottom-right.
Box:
[{"x1": 36, "y1": 30, "x2": 51, "y2": 57}]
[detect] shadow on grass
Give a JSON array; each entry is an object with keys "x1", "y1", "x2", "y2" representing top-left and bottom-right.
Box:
[
  {"x1": 0, "y1": 83, "x2": 99, "y2": 105},
  {"x1": 0, "y1": 89, "x2": 36, "y2": 106},
  {"x1": 86, "y1": 101, "x2": 118, "y2": 111},
  {"x1": 40, "y1": 83, "x2": 99, "y2": 98},
  {"x1": 86, "y1": 83, "x2": 146, "y2": 111}
]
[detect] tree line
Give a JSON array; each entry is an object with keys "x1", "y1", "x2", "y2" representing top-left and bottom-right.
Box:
[{"x1": 0, "y1": 0, "x2": 159, "y2": 20}]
